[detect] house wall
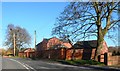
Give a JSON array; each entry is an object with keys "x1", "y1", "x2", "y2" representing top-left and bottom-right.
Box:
[
  {"x1": 48, "y1": 49, "x2": 64, "y2": 59},
  {"x1": 37, "y1": 39, "x2": 48, "y2": 51},
  {"x1": 18, "y1": 52, "x2": 24, "y2": 58},
  {"x1": 63, "y1": 43, "x2": 72, "y2": 48},
  {"x1": 36, "y1": 43, "x2": 42, "y2": 51},
  {"x1": 65, "y1": 48, "x2": 96, "y2": 60},
  {"x1": 47, "y1": 37, "x2": 62, "y2": 50},
  {"x1": 66, "y1": 49, "x2": 83, "y2": 60},
  {"x1": 19, "y1": 52, "x2": 36, "y2": 58},
  {"x1": 42, "y1": 40, "x2": 48, "y2": 50}
]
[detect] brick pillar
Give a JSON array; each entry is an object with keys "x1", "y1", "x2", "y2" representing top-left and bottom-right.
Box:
[
  {"x1": 107, "y1": 52, "x2": 112, "y2": 65},
  {"x1": 99, "y1": 54, "x2": 104, "y2": 63}
]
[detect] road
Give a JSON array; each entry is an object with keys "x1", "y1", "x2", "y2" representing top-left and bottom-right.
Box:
[
  {"x1": 1, "y1": 57, "x2": 120, "y2": 71},
  {"x1": 2, "y1": 57, "x2": 30, "y2": 71}
]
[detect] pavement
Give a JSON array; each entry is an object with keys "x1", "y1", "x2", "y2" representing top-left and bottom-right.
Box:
[{"x1": 1, "y1": 57, "x2": 120, "y2": 71}]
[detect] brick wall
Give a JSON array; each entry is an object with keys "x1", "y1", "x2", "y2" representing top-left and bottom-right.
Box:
[
  {"x1": 36, "y1": 48, "x2": 97, "y2": 60},
  {"x1": 107, "y1": 52, "x2": 120, "y2": 66},
  {"x1": 66, "y1": 49, "x2": 84, "y2": 60},
  {"x1": 98, "y1": 52, "x2": 120, "y2": 65},
  {"x1": 36, "y1": 49, "x2": 66, "y2": 60}
]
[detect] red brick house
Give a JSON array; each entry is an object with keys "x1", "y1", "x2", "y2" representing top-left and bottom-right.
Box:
[
  {"x1": 36, "y1": 37, "x2": 72, "y2": 51},
  {"x1": 19, "y1": 48, "x2": 35, "y2": 58},
  {"x1": 24, "y1": 48, "x2": 36, "y2": 58},
  {"x1": 36, "y1": 37, "x2": 72, "y2": 59}
]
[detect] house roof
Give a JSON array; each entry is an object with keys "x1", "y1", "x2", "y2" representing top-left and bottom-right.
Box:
[
  {"x1": 24, "y1": 48, "x2": 35, "y2": 52},
  {"x1": 43, "y1": 38, "x2": 49, "y2": 41},
  {"x1": 19, "y1": 48, "x2": 35, "y2": 52},
  {"x1": 43, "y1": 37, "x2": 70, "y2": 43},
  {"x1": 37, "y1": 37, "x2": 70, "y2": 44},
  {"x1": 44, "y1": 37, "x2": 57, "y2": 41},
  {"x1": 108, "y1": 46, "x2": 120, "y2": 52},
  {"x1": 74, "y1": 40, "x2": 97, "y2": 49}
]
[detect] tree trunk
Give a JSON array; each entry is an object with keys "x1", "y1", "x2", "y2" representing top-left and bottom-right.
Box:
[{"x1": 95, "y1": 25, "x2": 104, "y2": 61}]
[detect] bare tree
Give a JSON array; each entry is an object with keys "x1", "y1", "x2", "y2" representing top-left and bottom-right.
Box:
[
  {"x1": 52, "y1": 2, "x2": 120, "y2": 60},
  {"x1": 4, "y1": 24, "x2": 31, "y2": 54},
  {"x1": 0, "y1": 48, "x2": 7, "y2": 56}
]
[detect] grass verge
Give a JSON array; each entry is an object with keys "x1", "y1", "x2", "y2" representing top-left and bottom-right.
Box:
[{"x1": 57, "y1": 59, "x2": 105, "y2": 66}]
